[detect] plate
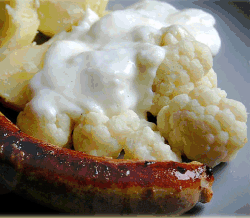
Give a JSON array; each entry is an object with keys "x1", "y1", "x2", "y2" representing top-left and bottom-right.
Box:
[{"x1": 0, "y1": 0, "x2": 250, "y2": 215}]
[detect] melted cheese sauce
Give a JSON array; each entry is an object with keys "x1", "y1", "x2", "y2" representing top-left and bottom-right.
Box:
[{"x1": 29, "y1": 0, "x2": 221, "y2": 119}]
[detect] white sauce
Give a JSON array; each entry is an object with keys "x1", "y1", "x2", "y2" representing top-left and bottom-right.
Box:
[
  {"x1": 125, "y1": 0, "x2": 221, "y2": 55},
  {"x1": 28, "y1": 0, "x2": 221, "y2": 121}
]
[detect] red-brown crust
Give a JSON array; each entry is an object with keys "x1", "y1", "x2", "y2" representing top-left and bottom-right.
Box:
[{"x1": 0, "y1": 112, "x2": 214, "y2": 215}]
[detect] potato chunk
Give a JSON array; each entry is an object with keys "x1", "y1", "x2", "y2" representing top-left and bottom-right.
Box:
[
  {"x1": 0, "y1": 0, "x2": 40, "y2": 59},
  {"x1": 37, "y1": 0, "x2": 109, "y2": 36},
  {"x1": 0, "y1": 32, "x2": 66, "y2": 111}
]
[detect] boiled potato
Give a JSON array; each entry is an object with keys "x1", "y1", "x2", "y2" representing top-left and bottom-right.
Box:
[
  {"x1": 0, "y1": 0, "x2": 40, "y2": 60},
  {"x1": 0, "y1": 31, "x2": 66, "y2": 111},
  {"x1": 37, "y1": 0, "x2": 109, "y2": 36},
  {"x1": 0, "y1": 44, "x2": 48, "y2": 111},
  {"x1": 0, "y1": 0, "x2": 109, "y2": 110}
]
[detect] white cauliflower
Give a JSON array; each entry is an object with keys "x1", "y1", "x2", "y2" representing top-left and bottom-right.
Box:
[
  {"x1": 150, "y1": 25, "x2": 216, "y2": 116},
  {"x1": 73, "y1": 110, "x2": 181, "y2": 162},
  {"x1": 157, "y1": 85, "x2": 248, "y2": 167},
  {"x1": 16, "y1": 89, "x2": 83, "y2": 148},
  {"x1": 150, "y1": 26, "x2": 247, "y2": 167},
  {"x1": 15, "y1": 23, "x2": 247, "y2": 168}
]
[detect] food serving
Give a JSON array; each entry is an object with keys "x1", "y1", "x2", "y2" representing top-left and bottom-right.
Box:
[{"x1": 0, "y1": 0, "x2": 248, "y2": 215}]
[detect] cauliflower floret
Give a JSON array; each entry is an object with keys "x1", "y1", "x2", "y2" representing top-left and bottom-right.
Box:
[
  {"x1": 150, "y1": 25, "x2": 216, "y2": 116},
  {"x1": 16, "y1": 90, "x2": 83, "y2": 148},
  {"x1": 194, "y1": 68, "x2": 217, "y2": 88},
  {"x1": 157, "y1": 85, "x2": 248, "y2": 167},
  {"x1": 73, "y1": 110, "x2": 181, "y2": 162}
]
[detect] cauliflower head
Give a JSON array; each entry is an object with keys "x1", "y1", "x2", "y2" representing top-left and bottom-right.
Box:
[
  {"x1": 157, "y1": 85, "x2": 248, "y2": 167},
  {"x1": 73, "y1": 110, "x2": 181, "y2": 162},
  {"x1": 150, "y1": 25, "x2": 216, "y2": 116},
  {"x1": 15, "y1": 23, "x2": 247, "y2": 168},
  {"x1": 16, "y1": 90, "x2": 82, "y2": 148}
]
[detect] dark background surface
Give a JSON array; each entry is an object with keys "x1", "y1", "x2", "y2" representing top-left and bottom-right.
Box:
[{"x1": 0, "y1": 0, "x2": 250, "y2": 216}]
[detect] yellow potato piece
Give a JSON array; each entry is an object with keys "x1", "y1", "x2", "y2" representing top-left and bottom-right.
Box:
[
  {"x1": 0, "y1": 31, "x2": 66, "y2": 111},
  {"x1": 0, "y1": 0, "x2": 40, "y2": 60},
  {"x1": 38, "y1": 0, "x2": 109, "y2": 37},
  {"x1": 0, "y1": 0, "x2": 109, "y2": 110},
  {"x1": 0, "y1": 44, "x2": 48, "y2": 111}
]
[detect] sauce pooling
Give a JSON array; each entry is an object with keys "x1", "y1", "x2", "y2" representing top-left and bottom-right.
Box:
[{"x1": 29, "y1": 0, "x2": 221, "y2": 119}]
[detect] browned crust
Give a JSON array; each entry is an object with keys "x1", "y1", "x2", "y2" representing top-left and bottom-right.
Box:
[{"x1": 0, "y1": 112, "x2": 214, "y2": 215}]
